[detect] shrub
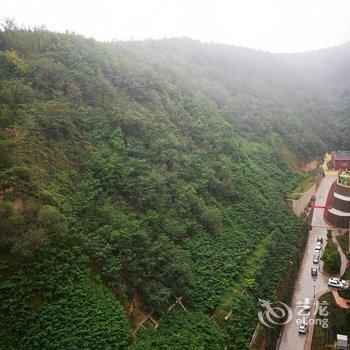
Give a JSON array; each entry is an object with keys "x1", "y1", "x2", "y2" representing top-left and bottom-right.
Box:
[
  {"x1": 36, "y1": 205, "x2": 68, "y2": 237},
  {"x1": 0, "y1": 201, "x2": 23, "y2": 252},
  {"x1": 338, "y1": 288, "x2": 350, "y2": 300},
  {"x1": 322, "y1": 241, "x2": 341, "y2": 274},
  {"x1": 0, "y1": 136, "x2": 11, "y2": 170},
  {"x1": 327, "y1": 229, "x2": 332, "y2": 240}
]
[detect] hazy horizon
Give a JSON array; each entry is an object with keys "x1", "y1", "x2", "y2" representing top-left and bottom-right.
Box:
[{"x1": 2, "y1": 0, "x2": 350, "y2": 53}]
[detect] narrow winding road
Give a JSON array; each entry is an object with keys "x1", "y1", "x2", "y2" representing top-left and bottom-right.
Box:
[{"x1": 278, "y1": 175, "x2": 337, "y2": 350}]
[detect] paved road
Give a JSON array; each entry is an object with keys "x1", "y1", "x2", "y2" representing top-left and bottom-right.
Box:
[
  {"x1": 311, "y1": 176, "x2": 336, "y2": 228},
  {"x1": 278, "y1": 175, "x2": 336, "y2": 350}
]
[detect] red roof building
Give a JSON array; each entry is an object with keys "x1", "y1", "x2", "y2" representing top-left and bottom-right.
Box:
[{"x1": 331, "y1": 151, "x2": 350, "y2": 171}]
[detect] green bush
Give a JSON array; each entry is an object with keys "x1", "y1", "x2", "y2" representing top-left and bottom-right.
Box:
[
  {"x1": 322, "y1": 241, "x2": 341, "y2": 274},
  {"x1": 0, "y1": 136, "x2": 12, "y2": 170},
  {"x1": 338, "y1": 288, "x2": 350, "y2": 300},
  {"x1": 327, "y1": 229, "x2": 333, "y2": 239}
]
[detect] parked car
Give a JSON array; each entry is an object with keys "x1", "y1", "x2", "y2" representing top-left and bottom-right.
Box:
[
  {"x1": 315, "y1": 242, "x2": 322, "y2": 251},
  {"x1": 298, "y1": 322, "x2": 307, "y2": 334},
  {"x1": 316, "y1": 237, "x2": 323, "y2": 244},
  {"x1": 303, "y1": 298, "x2": 311, "y2": 311},
  {"x1": 313, "y1": 254, "x2": 320, "y2": 264},
  {"x1": 328, "y1": 277, "x2": 346, "y2": 288},
  {"x1": 311, "y1": 268, "x2": 318, "y2": 276}
]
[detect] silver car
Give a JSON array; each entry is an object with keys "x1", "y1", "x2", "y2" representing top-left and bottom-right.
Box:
[
  {"x1": 298, "y1": 322, "x2": 307, "y2": 334},
  {"x1": 315, "y1": 242, "x2": 322, "y2": 251}
]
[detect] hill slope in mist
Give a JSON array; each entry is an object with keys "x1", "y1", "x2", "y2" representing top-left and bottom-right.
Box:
[
  {"x1": 112, "y1": 38, "x2": 338, "y2": 159},
  {"x1": 0, "y1": 25, "x2": 347, "y2": 349},
  {"x1": 279, "y1": 42, "x2": 350, "y2": 149}
]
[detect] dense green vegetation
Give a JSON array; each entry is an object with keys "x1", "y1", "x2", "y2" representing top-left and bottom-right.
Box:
[
  {"x1": 136, "y1": 310, "x2": 225, "y2": 349},
  {"x1": 339, "y1": 285, "x2": 350, "y2": 300},
  {"x1": 311, "y1": 292, "x2": 350, "y2": 350},
  {"x1": 288, "y1": 169, "x2": 318, "y2": 200},
  {"x1": 337, "y1": 233, "x2": 350, "y2": 284},
  {"x1": 337, "y1": 233, "x2": 349, "y2": 257},
  {"x1": 0, "y1": 22, "x2": 348, "y2": 349},
  {"x1": 0, "y1": 247, "x2": 131, "y2": 349},
  {"x1": 339, "y1": 175, "x2": 350, "y2": 186},
  {"x1": 321, "y1": 240, "x2": 341, "y2": 274}
]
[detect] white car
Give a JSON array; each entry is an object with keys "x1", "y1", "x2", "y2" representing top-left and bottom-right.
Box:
[
  {"x1": 315, "y1": 242, "x2": 322, "y2": 251},
  {"x1": 303, "y1": 298, "x2": 311, "y2": 311},
  {"x1": 298, "y1": 322, "x2": 307, "y2": 334},
  {"x1": 313, "y1": 254, "x2": 319, "y2": 264},
  {"x1": 328, "y1": 277, "x2": 346, "y2": 288}
]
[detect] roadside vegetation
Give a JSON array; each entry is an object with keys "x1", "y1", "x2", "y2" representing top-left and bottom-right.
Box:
[
  {"x1": 334, "y1": 232, "x2": 350, "y2": 300},
  {"x1": 326, "y1": 160, "x2": 334, "y2": 170},
  {"x1": 336, "y1": 232, "x2": 350, "y2": 289},
  {"x1": 321, "y1": 240, "x2": 341, "y2": 274},
  {"x1": 338, "y1": 286, "x2": 350, "y2": 300},
  {"x1": 311, "y1": 292, "x2": 350, "y2": 350},
  {"x1": 288, "y1": 169, "x2": 318, "y2": 200},
  {"x1": 336, "y1": 233, "x2": 350, "y2": 259}
]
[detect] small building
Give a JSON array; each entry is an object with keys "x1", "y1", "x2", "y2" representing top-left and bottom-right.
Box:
[
  {"x1": 331, "y1": 151, "x2": 350, "y2": 171},
  {"x1": 337, "y1": 334, "x2": 348, "y2": 350}
]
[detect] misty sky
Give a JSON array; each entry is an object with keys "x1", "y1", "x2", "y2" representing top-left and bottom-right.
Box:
[{"x1": 2, "y1": 0, "x2": 350, "y2": 53}]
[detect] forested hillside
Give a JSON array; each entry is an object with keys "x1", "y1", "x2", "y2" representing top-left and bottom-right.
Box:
[
  {"x1": 0, "y1": 24, "x2": 346, "y2": 349},
  {"x1": 279, "y1": 42, "x2": 350, "y2": 150}
]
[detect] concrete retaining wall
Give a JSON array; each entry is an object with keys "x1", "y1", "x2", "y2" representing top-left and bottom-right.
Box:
[
  {"x1": 286, "y1": 174, "x2": 323, "y2": 216},
  {"x1": 286, "y1": 184, "x2": 317, "y2": 216}
]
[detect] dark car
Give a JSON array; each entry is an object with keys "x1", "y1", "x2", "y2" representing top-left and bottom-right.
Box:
[{"x1": 311, "y1": 268, "x2": 318, "y2": 276}]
